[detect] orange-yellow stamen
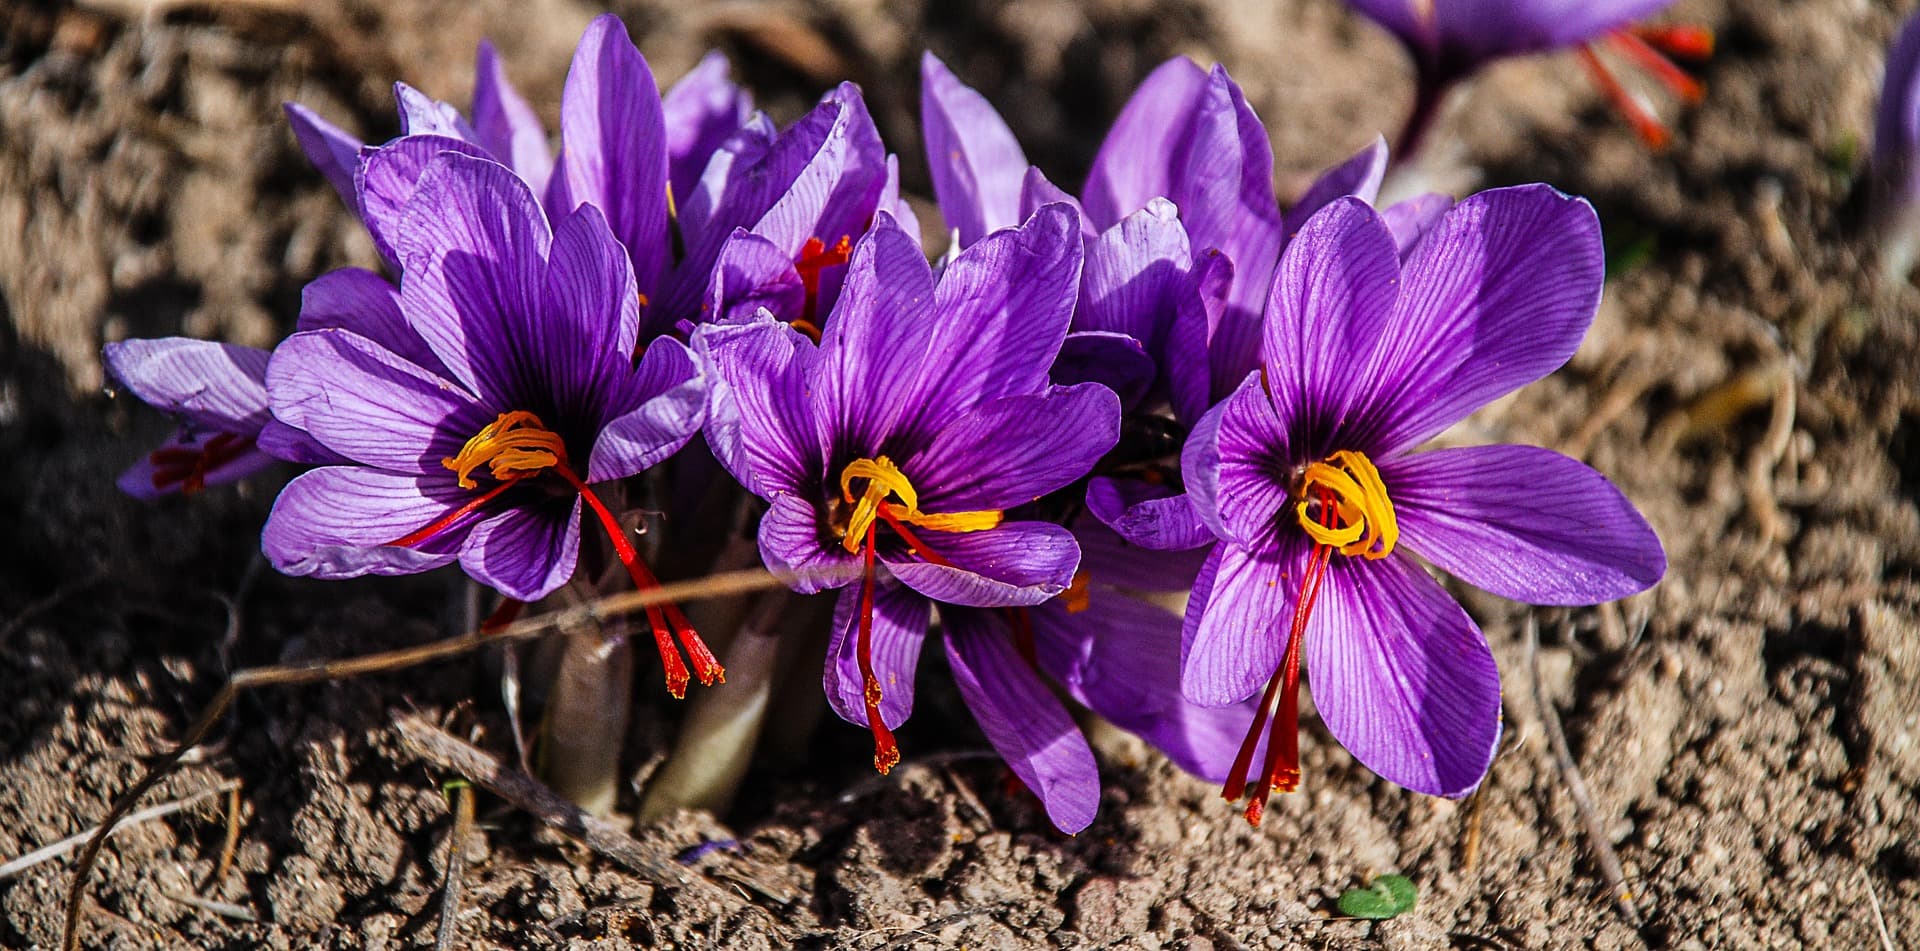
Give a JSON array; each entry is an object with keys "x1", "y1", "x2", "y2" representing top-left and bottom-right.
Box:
[
  {"x1": 442, "y1": 411, "x2": 567, "y2": 489},
  {"x1": 1295, "y1": 449, "x2": 1397, "y2": 560},
  {"x1": 838, "y1": 456, "x2": 1002, "y2": 553},
  {"x1": 1061, "y1": 570, "x2": 1091, "y2": 614}
]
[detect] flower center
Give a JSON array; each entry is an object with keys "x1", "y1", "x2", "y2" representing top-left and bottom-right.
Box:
[
  {"x1": 442, "y1": 410, "x2": 568, "y2": 489},
  {"x1": 836, "y1": 455, "x2": 1003, "y2": 775},
  {"x1": 388, "y1": 410, "x2": 725, "y2": 698},
  {"x1": 790, "y1": 234, "x2": 853, "y2": 343},
  {"x1": 1294, "y1": 449, "x2": 1397, "y2": 560}
]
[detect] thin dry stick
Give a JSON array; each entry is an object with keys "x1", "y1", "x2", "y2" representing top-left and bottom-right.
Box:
[
  {"x1": 3, "y1": 778, "x2": 239, "y2": 879},
  {"x1": 62, "y1": 566, "x2": 789, "y2": 951},
  {"x1": 159, "y1": 889, "x2": 255, "y2": 922},
  {"x1": 434, "y1": 783, "x2": 476, "y2": 951},
  {"x1": 207, "y1": 784, "x2": 243, "y2": 892},
  {"x1": 1862, "y1": 867, "x2": 1897, "y2": 951},
  {"x1": 390, "y1": 713, "x2": 783, "y2": 935},
  {"x1": 1525, "y1": 615, "x2": 1644, "y2": 931}
]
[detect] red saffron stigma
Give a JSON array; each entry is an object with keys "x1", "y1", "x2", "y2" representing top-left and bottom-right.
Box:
[
  {"x1": 481, "y1": 597, "x2": 525, "y2": 633},
  {"x1": 1630, "y1": 23, "x2": 1714, "y2": 61},
  {"x1": 874, "y1": 505, "x2": 957, "y2": 567},
  {"x1": 148, "y1": 432, "x2": 257, "y2": 495},
  {"x1": 1006, "y1": 607, "x2": 1038, "y2": 669},
  {"x1": 1577, "y1": 23, "x2": 1712, "y2": 150},
  {"x1": 794, "y1": 235, "x2": 853, "y2": 331},
  {"x1": 856, "y1": 521, "x2": 902, "y2": 774},
  {"x1": 1606, "y1": 30, "x2": 1704, "y2": 104},
  {"x1": 387, "y1": 478, "x2": 523, "y2": 549}
]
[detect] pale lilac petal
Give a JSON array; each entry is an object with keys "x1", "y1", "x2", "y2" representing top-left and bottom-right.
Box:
[
  {"x1": 1261, "y1": 196, "x2": 1404, "y2": 458},
  {"x1": 1083, "y1": 56, "x2": 1209, "y2": 229},
  {"x1": 1169, "y1": 248, "x2": 1231, "y2": 422},
  {"x1": 674, "y1": 114, "x2": 776, "y2": 256},
  {"x1": 823, "y1": 574, "x2": 931, "y2": 729},
  {"x1": 267, "y1": 329, "x2": 490, "y2": 473},
  {"x1": 262, "y1": 466, "x2": 465, "y2": 578},
  {"x1": 884, "y1": 521, "x2": 1079, "y2": 608},
  {"x1": 1018, "y1": 166, "x2": 1089, "y2": 233},
  {"x1": 1361, "y1": 185, "x2": 1605, "y2": 455},
  {"x1": 781, "y1": 84, "x2": 888, "y2": 255},
  {"x1": 758, "y1": 492, "x2": 861, "y2": 593},
  {"x1": 588, "y1": 337, "x2": 705, "y2": 482},
  {"x1": 460, "y1": 496, "x2": 582, "y2": 602},
  {"x1": 394, "y1": 82, "x2": 477, "y2": 140},
  {"x1": 879, "y1": 154, "x2": 923, "y2": 246},
  {"x1": 706, "y1": 230, "x2": 805, "y2": 325},
  {"x1": 1380, "y1": 192, "x2": 1454, "y2": 257},
  {"x1": 1305, "y1": 552, "x2": 1501, "y2": 798},
  {"x1": 103, "y1": 338, "x2": 270, "y2": 432},
  {"x1": 1084, "y1": 478, "x2": 1214, "y2": 552},
  {"x1": 944, "y1": 610, "x2": 1100, "y2": 833},
  {"x1": 1051, "y1": 332, "x2": 1154, "y2": 409},
  {"x1": 117, "y1": 429, "x2": 278, "y2": 499},
  {"x1": 396, "y1": 151, "x2": 552, "y2": 405},
  {"x1": 908, "y1": 383, "x2": 1119, "y2": 513},
  {"x1": 663, "y1": 50, "x2": 753, "y2": 204},
  {"x1": 920, "y1": 52, "x2": 1029, "y2": 247},
  {"x1": 1032, "y1": 594, "x2": 1249, "y2": 785},
  {"x1": 355, "y1": 134, "x2": 491, "y2": 268},
  {"x1": 284, "y1": 102, "x2": 364, "y2": 215},
  {"x1": 552, "y1": 14, "x2": 670, "y2": 295},
  {"x1": 473, "y1": 40, "x2": 555, "y2": 198},
  {"x1": 297, "y1": 267, "x2": 444, "y2": 374},
  {"x1": 1180, "y1": 535, "x2": 1311, "y2": 706},
  {"x1": 1282, "y1": 135, "x2": 1388, "y2": 240},
  {"x1": 1383, "y1": 444, "x2": 1665, "y2": 604},
  {"x1": 696, "y1": 317, "x2": 822, "y2": 496},
  {"x1": 1181, "y1": 372, "x2": 1292, "y2": 550},
  {"x1": 1079, "y1": 198, "x2": 1191, "y2": 351}
]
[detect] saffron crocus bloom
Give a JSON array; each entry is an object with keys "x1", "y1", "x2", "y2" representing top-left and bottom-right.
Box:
[
  {"x1": 698, "y1": 206, "x2": 1123, "y2": 831},
  {"x1": 262, "y1": 152, "x2": 716, "y2": 697},
  {"x1": 1873, "y1": 12, "x2": 1920, "y2": 282},
  {"x1": 1176, "y1": 186, "x2": 1663, "y2": 821},
  {"x1": 104, "y1": 339, "x2": 282, "y2": 498},
  {"x1": 1343, "y1": 0, "x2": 1712, "y2": 151}
]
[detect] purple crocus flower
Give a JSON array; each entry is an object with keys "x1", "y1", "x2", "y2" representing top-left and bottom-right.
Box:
[
  {"x1": 1165, "y1": 186, "x2": 1664, "y2": 821},
  {"x1": 1342, "y1": 0, "x2": 1711, "y2": 151},
  {"x1": 103, "y1": 339, "x2": 282, "y2": 499},
  {"x1": 261, "y1": 151, "x2": 717, "y2": 697},
  {"x1": 697, "y1": 206, "x2": 1124, "y2": 831},
  {"x1": 1873, "y1": 12, "x2": 1920, "y2": 281}
]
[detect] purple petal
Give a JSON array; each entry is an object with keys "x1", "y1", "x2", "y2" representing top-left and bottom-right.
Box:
[
  {"x1": 394, "y1": 82, "x2": 478, "y2": 140},
  {"x1": 459, "y1": 496, "x2": 582, "y2": 602},
  {"x1": 396, "y1": 151, "x2": 553, "y2": 406},
  {"x1": 673, "y1": 114, "x2": 776, "y2": 258},
  {"x1": 808, "y1": 215, "x2": 941, "y2": 458},
  {"x1": 1179, "y1": 535, "x2": 1311, "y2": 706},
  {"x1": 780, "y1": 84, "x2": 888, "y2": 257},
  {"x1": 706, "y1": 229, "x2": 806, "y2": 324},
  {"x1": 944, "y1": 609, "x2": 1101, "y2": 833},
  {"x1": 1168, "y1": 248, "x2": 1231, "y2": 422},
  {"x1": 879, "y1": 153, "x2": 923, "y2": 246},
  {"x1": 1433, "y1": 0, "x2": 1676, "y2": 60},
  {"x1": 1051, "y1": 331, "x2": 1155, "y2": 409},
  {"x1": 824, "y1": 573, "x2": 931, "y2": 729},
  {"x1": 355, "y1": 134, "x2": 492, "y2": 269},
  {"x1": 538, "y1": 202, "x2": 642, "y2": 412},
  {"x1": 256, "y1": 419, "x2": 346, "y2": 465},
  {"x1": 1084, "y1": 478, "x2": 1214, "y2": 552},
  {"x1": 1032, "y1": 594, "x2": 1249, "y2": 785},
  {"x1": 473, "y1": 40, "x2": 555, "y2": 198},
  {"x1": 267, "y1": 329, "x2": 489, "y2": 473},
  {"x1": 1877, "y1": 13, "x2": 1920, "y2": 173},
  {"x1": 587, "y1": 337, "x2": 705, "y2": 483},
  {"x1": 262, "y1": 466, "x2": 465, "y2": 578},
  {"x1": 1074, "y1": 515, "x2": 1213, "y2": 593},
  {"x1": 1383, "y1": 444, "x2": 1665, "y2": 604},
  {"x1": 884, "y1": 520, "x2": 1079, "y2": 608},
  {"x1": 1082, "y1": 56, "x2": 1208, "y2": 229},
  {"x1": 1380, "y1": 192, "x2": 1454, "y2": 257},
  {"x1": 284, "y1": 102, "x2": 364, "y2": 215},
  {"x1": 1282, "y1": 135, "x2": 1387, "y2": 241},
  {"x1": 103, "y1": 338, "x2": 270, "y2": 432},
  {"x1": 1019, "y1": 166, "x2": 1089, "y2": 232},
  {"x1": 551, "y1": 14, "x2": 670, "y2": 295},
  {"x1": 1079, "y1": 198, "x2": 1191, "y2": 352},
  {"x1": 1305, "y1": 552, "x2": 1502, "y2": 798},
  {"x1": 920, "y1": 52, "x2": 1029, "y2": 247},
  {"x1": 908, "y1": 383, "x2": 1120, "y2": 513},
  {"x1": 298, "y1": 267, "x2": 445, "y2": 374},
  {"x1": 1180, "y1": 371, "x2": 1292, "y2": 550},
  {"x1": 759, "y1": 492, "x2": 862, "y2": 594},
  {"x1": 117, "y1": 429, "x2": 277, "y2": 499},
  {"x1": 695, "y1": 317, "x2": 822, "y2": 496},
  {"x1": 1363, "y1": 185, "x2": 1604, "y2": 455},
  {"x1": 663, "y1": 50, "x2": 753, "y2": 205}
]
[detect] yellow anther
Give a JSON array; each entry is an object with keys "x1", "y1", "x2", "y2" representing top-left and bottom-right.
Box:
[
  {"x1": 443, "y1": 411, "x2": 567, "y2": 489},
  {"x1": 1296, "y1": 449, "x2": 1397, "y2": 560},
  {"x1": 838, "y1": 455, "x2": 1003, "y2": 553}
]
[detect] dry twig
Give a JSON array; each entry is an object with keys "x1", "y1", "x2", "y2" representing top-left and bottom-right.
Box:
[
  {"x1": 1525, "y1": 616, "x2": 1644, "y2": 932},
  {"x1": 434, "y1": 783, "x2": 476, "y2": 951},
  {"x1": 3, "y1": 778, "x2": 238, "y2": 880},
  {"x1": 1862, "y1": 867, "x2": 1898, "y2": 951}
]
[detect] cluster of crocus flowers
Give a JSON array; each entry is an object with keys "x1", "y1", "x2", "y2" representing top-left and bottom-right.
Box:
[
  {"x1": 1343, "y1": 0, "x2": 1713, "y2": 151},
  {"x1": 107, "y1": 17, "x2": 1668, "y2": 833}
]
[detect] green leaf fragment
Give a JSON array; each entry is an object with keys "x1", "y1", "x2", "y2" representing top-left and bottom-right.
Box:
[{"x1": 1337, "y1": 873, "x2": 1418, "y2": 920}]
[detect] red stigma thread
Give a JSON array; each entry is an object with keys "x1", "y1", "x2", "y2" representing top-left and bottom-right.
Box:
[
  {"x1": 148, "y1": 432, "x2": 257, "y2": 495},
  {"x1": 791, "y1": 235, "x2": 852, "y2": 342},
  {"x1": 855, "y1": 520, "x2": 901, "y2": 774},
  {"x1": 1577, "y1": 24, "x2": 1713, "y2": 149},
  {"x1": 1224, "y1": 485, "x2": 1338, "y2": 827}
]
